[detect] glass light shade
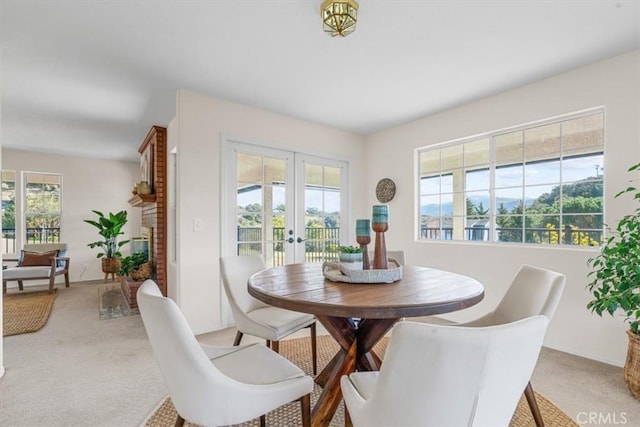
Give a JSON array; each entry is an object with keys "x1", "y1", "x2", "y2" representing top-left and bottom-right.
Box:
[{"x1": 321, "y1": 0, "x2": 359, "y2": 37}]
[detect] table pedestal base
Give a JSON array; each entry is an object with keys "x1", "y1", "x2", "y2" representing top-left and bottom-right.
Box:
[{"x1": 311, "y1": 315, "x2": 397, "y2": 427}]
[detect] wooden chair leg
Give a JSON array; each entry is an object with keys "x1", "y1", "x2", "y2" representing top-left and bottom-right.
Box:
[
  {"x1": 309, "y1": 322, "x2": 318, "y2": 375},
  {"x1": 345, "y1": 403, "x2": 353, "y2": 427},
  {"x1": 272, "y1": 340, "x2": 280, "y2": 353},
  {"x1": 300, "y1": 393, "x2": 311, "y2": 427},
  {"x1": 18, "y1": 280, "x2": 24, "y2": 291},
  {"x1": 49, "y1": 274, "x2": 56, "y2": 294},
  {"x1": 259, "y1": 414, "x2": 266, "y2": 427},
  {"x1": 175, "y1": 414, "x2": 185, "y2": 427},
  {"x1": 3, "y1": 280, "x2": 6, "y2": 295},
  {"x1": 64, "y1": 272, "x2": 70, "y2": 287},
  {"x1": 524, "y1": 381, "x2": 544, "y2": 427},
  {"x1": 233, "y1": 331, "x2": 243, "y2": 346}
]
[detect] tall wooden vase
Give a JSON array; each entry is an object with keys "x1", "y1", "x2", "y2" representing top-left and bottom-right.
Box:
[
  {"x1": 372, "y1": 205, "x2": 389, "y2": 270},
  {"x1": 356, "y1": 219, "x2": 371, "y2": 270}
]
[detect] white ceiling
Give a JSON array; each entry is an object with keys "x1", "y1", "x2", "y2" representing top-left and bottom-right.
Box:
[{"x1": 2, "y1": 1, "x2": 639, "y2": 161}]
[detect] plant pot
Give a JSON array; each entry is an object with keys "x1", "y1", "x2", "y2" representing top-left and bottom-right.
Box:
[
  {"x1": 101, "y1": 257, "x2": 121, "y2": 274},
  {"x1": 339, "y1": 253, "x2": 363, "y2": 263},
  {"x1": 137, "y1": 181, "x2": 151, "y2": 195},
  {"x1": 625, "y1": 330, "x2": 640, "y2": 399}
]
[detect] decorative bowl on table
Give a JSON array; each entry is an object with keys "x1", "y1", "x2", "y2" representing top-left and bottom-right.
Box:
[{"x1": 322, "y1": 258, "x2": 403, "y2": 284}]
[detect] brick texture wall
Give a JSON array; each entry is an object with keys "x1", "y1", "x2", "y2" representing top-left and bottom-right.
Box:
[{"x1": 136, "y1": 126, "x2": 167, "y2": 296}]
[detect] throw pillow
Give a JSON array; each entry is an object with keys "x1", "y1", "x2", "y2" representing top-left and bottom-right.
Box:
[{"x1": 20, "y1": 250, "x2": 59, "y2": 267}]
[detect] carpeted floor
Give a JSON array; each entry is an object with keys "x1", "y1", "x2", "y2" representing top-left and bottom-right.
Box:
[
  {"x1": 143, "y1": 335, "x2": 577, "y2": 427},
  {"x1": 3, "y1": 282, "x2": 638, "y2": 426},
  {"x1": 3, "y1": 289, "x2": 58, "y2": 336}
]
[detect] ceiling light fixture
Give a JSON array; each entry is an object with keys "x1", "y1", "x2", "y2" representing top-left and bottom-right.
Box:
[{"x1": 321, "y1": 0, "x2": 359, "y2": 37}]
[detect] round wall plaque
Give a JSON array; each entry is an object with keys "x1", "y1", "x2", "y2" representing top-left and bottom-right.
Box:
[{"x1": 376, "y1": 178, "x2": 396, "y2": 203}]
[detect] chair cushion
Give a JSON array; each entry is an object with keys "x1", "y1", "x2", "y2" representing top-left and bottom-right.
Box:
[
  {"x1": 22, "y1": 243, "x2": 68, "y2": 268},
  {"x1": 4, "y1": 266, "x2": 53, "y2": 280},
  {"x1": 247, "y1": 306, "x2": 315, "y2": 339},
  {"x1": 211, "y1": 343, "x2": 306, "y2": 385},
  {"x1": 19, "y1": 250, "x2": 58, "y2": 267}
]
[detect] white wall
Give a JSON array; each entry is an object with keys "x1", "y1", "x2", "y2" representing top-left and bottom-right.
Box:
[
  {"x1": 365, "y1": 50, "x2": 640, "y2": 366},
  {"x1": 173, "y1": 90, "x2": 366, "y2": 334},
  {"x1": 1, "y1": 149, "x2": 141, "y2": 284},
  {"x1": 166, "y1": 116, "x2": 179, "y2": 304}
]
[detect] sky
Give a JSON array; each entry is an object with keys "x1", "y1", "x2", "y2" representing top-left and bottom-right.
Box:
[{"x1": 421, "y1": 153, "x2": 603, "y2": 200}]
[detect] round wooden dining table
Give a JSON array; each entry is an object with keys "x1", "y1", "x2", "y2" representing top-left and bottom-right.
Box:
[{"x1": 248, "y1": 263, "x2": 484, "y2": 427}]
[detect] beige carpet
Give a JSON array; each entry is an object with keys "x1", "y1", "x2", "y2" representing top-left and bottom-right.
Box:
[
  {"x1": 144, "y1": 335, "x2": 577, "y2": 427},
  {"x1": 3, "y1": 289, "x2": 58, "y2": 337}
]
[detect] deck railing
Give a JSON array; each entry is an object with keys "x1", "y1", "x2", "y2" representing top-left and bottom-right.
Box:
[
  {"x1": 420, "y1": 225, "x2": 602, "y2": 246},
  {"x1": 237, "y1": 226, "x2": 341, "y2": 264},
  {"x1": 2, "y1": 227, "x2": 61, "y2": 253}
]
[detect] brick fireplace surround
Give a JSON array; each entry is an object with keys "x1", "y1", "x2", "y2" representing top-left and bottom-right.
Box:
[{"x1": 124, "y1": 126, "x2": 167, "y2": 308}]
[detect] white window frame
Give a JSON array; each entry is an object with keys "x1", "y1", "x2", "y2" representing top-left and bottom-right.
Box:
[
  {"x1": 23, "y1": 171, "x2": 63, "y2": 245},
  {"x1": 1, "y1": 170, "x2": 17, "y2": 254},
  {"x1": 416, "y1": 108, "x2": 605, "y2": 247}
]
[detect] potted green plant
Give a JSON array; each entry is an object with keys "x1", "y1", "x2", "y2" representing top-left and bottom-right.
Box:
[
  {"x1": 117, "y1": 252, "x2": 152, "y2": 281},
  {"x1": 338, "y1": 245, "x2": 364, "y2": 263},
  {"x1": 587, "y1": 161, "x2": 640, "y2": 399},
  {"x1": 84, "y1": 210, "x2": 130, "y2": 279}
]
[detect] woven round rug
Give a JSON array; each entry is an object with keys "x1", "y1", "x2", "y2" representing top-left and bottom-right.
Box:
[
  {"x1": 144, "y1": 334, "x2": 577, "y2": 427},
  {"x1": 3, "y1": 289, "x2": 58, "y2": 337}
]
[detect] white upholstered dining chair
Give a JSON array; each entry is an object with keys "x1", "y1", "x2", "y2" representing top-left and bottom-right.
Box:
[
  {"x1": 416, "y1": 264, "x2": 566, "y2": 427},
  {"x1": 220, "y1": 255, "x2": 318, "y2": 374},
  {"x1": 341, "y1": 316, "x2": 549, "y2": 427},
  {"x1": 137, "y1": 280, "x2": 313, "y2": 427},
  {"x1": 386, "y1": 250, "x2": 405, "y2": 266}
]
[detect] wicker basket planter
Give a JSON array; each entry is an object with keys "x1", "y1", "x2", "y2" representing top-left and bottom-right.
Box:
[
  {"x1": 625, "y1": 330, "x2": 640, "y2": 399},
  {"x1": 130, "y1": 262, "x2": 152, "y2": 281},
  {"x1": 101, "y1": 257, "x2": 121, "y2": 274}
]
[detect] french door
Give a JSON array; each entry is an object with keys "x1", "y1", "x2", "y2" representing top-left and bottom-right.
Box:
[{"x1": 223, "y1": 140, "x2": 349, "y2": 267}]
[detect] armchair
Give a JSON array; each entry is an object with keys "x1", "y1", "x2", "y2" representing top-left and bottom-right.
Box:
[{"x1": 2, "y1": 243, "x2": 70, "y2": 295}]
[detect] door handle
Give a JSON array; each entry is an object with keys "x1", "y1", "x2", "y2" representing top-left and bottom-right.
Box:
[
  {"x1": 286, "y1": 237, "x2": 294, "y2": 244},
  {"x1": 296, "y1": 237, "x2": 306, "y2": 243}
]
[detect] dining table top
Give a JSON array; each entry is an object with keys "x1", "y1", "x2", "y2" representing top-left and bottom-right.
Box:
[{"x1": 248, "y1": 263, "x2": 485, "y2": 319}]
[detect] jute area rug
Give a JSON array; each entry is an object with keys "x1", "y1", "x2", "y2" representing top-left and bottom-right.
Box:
[
  {"x1": 3, "y1": 289, "x2": 57, "y2": 337},
  {"x1": 144, "y1": 334, "x2": 577, "y2": 427}
]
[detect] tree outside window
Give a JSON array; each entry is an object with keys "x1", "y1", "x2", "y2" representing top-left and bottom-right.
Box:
[
  {"x1": 417, "y1": 110, "x2": 604, "y2": 246},
  {"x1": 24, "y1": 172, "x2": 62, "y2": 244},
  {"x1": 2, "y1": 170, "x2": 16, "y2": 253}
]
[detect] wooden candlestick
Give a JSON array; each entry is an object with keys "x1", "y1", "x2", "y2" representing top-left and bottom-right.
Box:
[
  {"x1": 372, "y1": 222, "x2": 388, "y2": 269},
  {"x1": 356, "y1": 235, "x2": 371, "y2": 270}
]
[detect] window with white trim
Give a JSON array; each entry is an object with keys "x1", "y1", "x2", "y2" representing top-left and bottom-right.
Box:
[
  {"x1": 2, "y1": 170, "x2": 17, "y2": 253},
  {"x1": 417, "y1": 110, "x2": 604, "y2": 246},
  {"x1": 24, "y1": 172, "x2": 62, "y2": 244}
]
